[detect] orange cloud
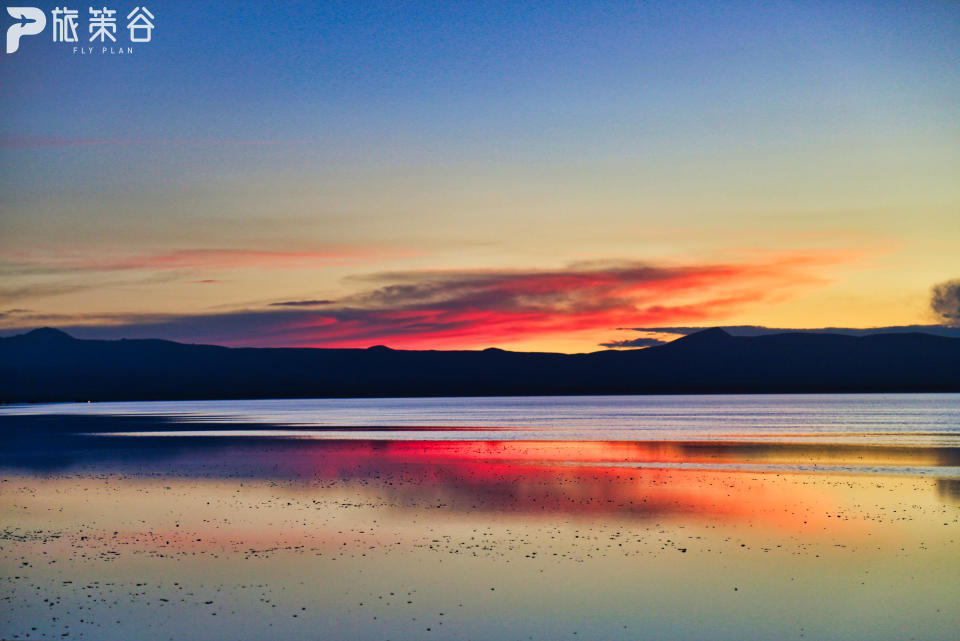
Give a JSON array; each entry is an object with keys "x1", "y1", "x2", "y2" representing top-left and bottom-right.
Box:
[
  {"x1": 1, "y1": 249, "x2": 864, "y2": 349},
  {"x1": 0, "y1": 248, "x2": 861, "y2": 349},
  {"x1": 274, "y1": 249, "x2": 862, "y2": 348}
]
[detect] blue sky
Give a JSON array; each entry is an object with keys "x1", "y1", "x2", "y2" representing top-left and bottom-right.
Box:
[{"x1": 1, "y1": 1, "x2": 958, "y2": 350}]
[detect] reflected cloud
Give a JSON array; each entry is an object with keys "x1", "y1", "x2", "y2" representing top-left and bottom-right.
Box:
[{"x1": 5, "y1": 414, "x2": 960, "y2": 537}]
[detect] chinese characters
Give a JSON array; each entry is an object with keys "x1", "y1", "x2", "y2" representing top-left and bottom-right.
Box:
[{"x1": 5, "y1": 4, "x2": 155, "y2": 53}]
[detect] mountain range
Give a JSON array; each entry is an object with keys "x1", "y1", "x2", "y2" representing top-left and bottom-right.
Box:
[{"x1": 2, "y1": 327, "x2": 959, "y2": 403}]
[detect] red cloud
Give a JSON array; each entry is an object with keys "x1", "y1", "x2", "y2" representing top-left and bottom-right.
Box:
[
  {"x1": 4, "y1": 250, "x2": 862, "y2": 350},
  {"x1": 266, "y1": 250, "x2": 859, "y2": 349}
]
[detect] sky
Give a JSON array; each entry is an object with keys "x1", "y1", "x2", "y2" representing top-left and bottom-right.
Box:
[{"x1": 1, "y1": 0, "x2": 958, "y2": 352}]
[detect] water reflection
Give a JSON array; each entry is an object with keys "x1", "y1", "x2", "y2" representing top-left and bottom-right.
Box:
[
  {"x1": 3, "y1": 412, "x2": 960, "y2": 641},
  {"x1": 3, "y1": 414, "x2": 959, "y2": 521},
  {"x1": 3, "y1": 413, "x2": 960, "y2": 474}
]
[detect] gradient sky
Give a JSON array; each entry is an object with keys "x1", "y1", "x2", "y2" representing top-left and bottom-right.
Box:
[{"x1": 1, "y1": 0, "x2": 958, "y2": 351}]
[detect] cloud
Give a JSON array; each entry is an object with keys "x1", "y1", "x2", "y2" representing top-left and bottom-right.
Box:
[
  {"x1": 931, "y1": 279, "x2": 960, "y2": 326},
  {"x1": 625, "y1": 325, "x2": 960, "y2": 338},
  {"x1": 269, "y1": 300, "x2": 334, "y2": 307},
  {"x1": 0, "y1": 250, "x2": 859, "y2": 349},
  {"x1": 599, "y1": 337, "x2": 667, "y2": 349},
  {"x1": 0, "y1": 248, "x2": 391, "y2": 273},
  {"x1": 0, "y1": 282, "x2": 91, "y2": 301},
  {"x1": 0, "y1": 271, "x2": 185, "y2": 304},
  {"x1": 0, "y1": 308, "x2": 32, "y2": 320}
]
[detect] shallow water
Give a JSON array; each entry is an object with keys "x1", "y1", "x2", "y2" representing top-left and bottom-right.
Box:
[
  {"x1": 1, "y1": 395, "x2": 959, "y2": 640},
  {"x1": 5, "y1": 393, "x2": 960, "y2": 444}
]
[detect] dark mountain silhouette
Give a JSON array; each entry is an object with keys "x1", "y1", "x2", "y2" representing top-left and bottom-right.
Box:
[{"x1": 1, "y1": 327, "x2": 959, "y2": 402}]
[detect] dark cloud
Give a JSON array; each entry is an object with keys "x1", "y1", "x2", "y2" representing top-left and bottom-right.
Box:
[
  {"x1": 627, "y1": 325, "x2": 960, "y2": 338},
  {"x1": 599, "y1": 337, "x2": 666, "y2": 349},
  {"x1": 269, "y1": 300, "x2": 334, "y2": 307},
  {"x1": 931, "y1": 279, "x2": 960, "y2": 326},
  {"x1": 0, "y1": 310, "x2": 311, "y2": 345},
  {"x1": 0, "y1": 307, "x2": 33, "y2": 320},
  {"x1": 337, "y1": 260, "x2": 762, "y2": 315}
]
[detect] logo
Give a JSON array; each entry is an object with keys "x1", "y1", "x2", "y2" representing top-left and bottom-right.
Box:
[
  {"x1": 6, "y1": 6, "x2": 45, "y2": 53},
  {"x1": 5, "y1": 5, "x2": 154, "y2": 54}
]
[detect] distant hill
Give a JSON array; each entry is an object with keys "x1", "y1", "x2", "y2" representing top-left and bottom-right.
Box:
[{"x1": 1, "y1": 327, "x2": 959, "y2": 402}]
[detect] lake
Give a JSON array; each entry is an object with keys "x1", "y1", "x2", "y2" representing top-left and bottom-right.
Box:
[{"x1": 2, "y1": 394, "x2": 959, "y2": 640}]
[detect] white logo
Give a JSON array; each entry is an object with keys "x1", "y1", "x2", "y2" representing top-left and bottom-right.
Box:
[
  {"x1": 88, "y1": 6, "x2": 115, "y2": 42},
  {"x1": 52, "y1": 7, "x2": 80, "y2": 43},
  {"x1": 6, "y1": 5, "x2": 155, "y2": 54},
  {"x1": 6, "y1": 6, "x2": 46, "y2": 53},
  {"x1": 126, "y1": 6, "x2": 152, "y2": 42}
]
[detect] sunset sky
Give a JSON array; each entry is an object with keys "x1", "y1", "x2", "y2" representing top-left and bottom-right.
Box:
[{"x1": 1, "y1": 1, "x2": 958, "y2": 352}]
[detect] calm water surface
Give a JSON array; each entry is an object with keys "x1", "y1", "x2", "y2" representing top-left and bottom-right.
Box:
[
  {"x1": 1, "y1": 395, "x2": 958, "y2": 640},
  {"x1": 4, "y1": 392, "x2": 960, "y2": 441}
]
